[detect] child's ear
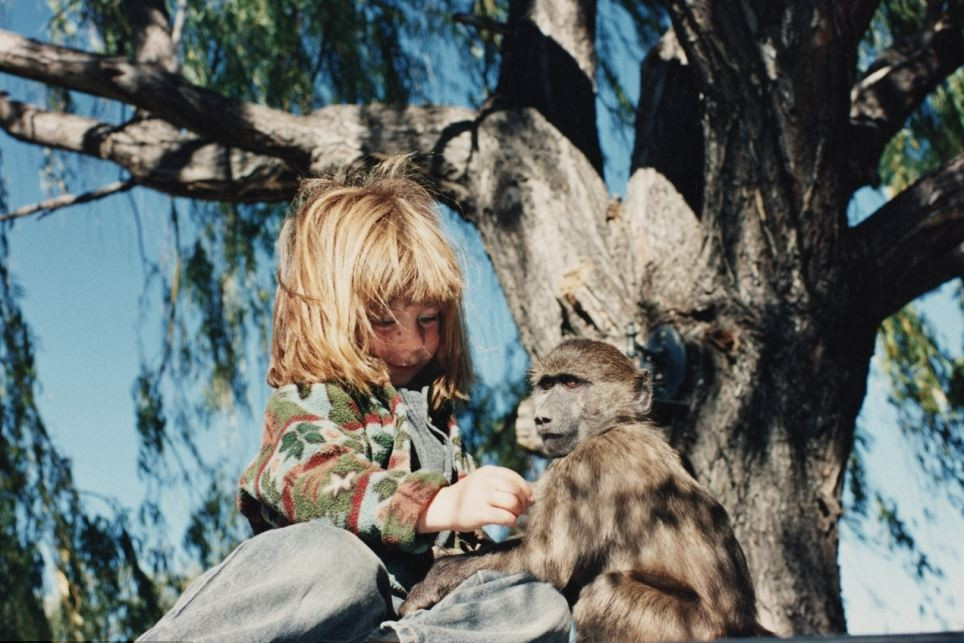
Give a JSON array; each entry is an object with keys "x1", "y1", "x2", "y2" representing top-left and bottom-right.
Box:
[{"x1": 634, "y1": 370, "x2": 653, "y2": 417}]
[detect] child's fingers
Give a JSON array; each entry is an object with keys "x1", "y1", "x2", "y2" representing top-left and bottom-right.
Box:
[
  {"x1": 500, "y1": 477, "x2": 534, "y2": 506},
  {"x1": 485, "y1": 480, "x2": 530, "y2": 510},
  {"x1": 488, "y1": 488, "x2": 527, "y2": 517},
  {"x1": 482, "y1": 466, "x2": 533, "y2": 501},
  {"x1": 480, "y1": 506, "x2": 520, "y2": 527},
  {"x1": 488, "y1": 466, "x2": 528, "y2": 486}
]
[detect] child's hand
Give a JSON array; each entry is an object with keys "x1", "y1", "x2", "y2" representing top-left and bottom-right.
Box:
[{"x1": 417, "y1": 465, "x2": 534, "y2": 533}]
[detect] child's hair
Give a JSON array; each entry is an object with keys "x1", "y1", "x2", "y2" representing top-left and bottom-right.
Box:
[{"x1": 268, "y1": 155, "x2": 473, "y2": 407}]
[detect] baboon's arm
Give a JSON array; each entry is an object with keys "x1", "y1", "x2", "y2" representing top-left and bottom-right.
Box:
[{"x1": 399, "y1": 540, "x2": 524, "y2": 614}]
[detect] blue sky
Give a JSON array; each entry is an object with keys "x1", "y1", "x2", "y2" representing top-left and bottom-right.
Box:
[{"x1": 1, "y1": 0, "x2": 962, "y2": 633}]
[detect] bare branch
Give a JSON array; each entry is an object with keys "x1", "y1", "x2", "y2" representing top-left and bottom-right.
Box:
[
  {"x1": 0, "y1": 29, "x2": 314, "y2": 170},
  {"x1": 0, "y1": 93, "x2": 297, "y2": 202},
  {"x1": 496, "y1": 0, "x2": 602, "y2": 172},
  {"x1": 170, "y1": 0, "x2": 188, "y2": 53},
  {"x1": 452, "y1": 13, "x2": 510, "y2": 35},
  {"x1": 851, "y1": 154, "x2": 964, "y2": 323},
  {"x1": 0, "y1": 179, "x2": 138, "y2": 223},
  {"x1": 847, "y1": 2, "x2": 964, "y2": 191}
]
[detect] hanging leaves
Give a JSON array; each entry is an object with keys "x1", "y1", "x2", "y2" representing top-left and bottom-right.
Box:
[{"x1": 878, "y1": 302, "x2": 963, "y2": 503}]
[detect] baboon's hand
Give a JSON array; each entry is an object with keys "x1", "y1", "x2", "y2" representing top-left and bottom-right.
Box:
[
  {"x1": 398, "y1": 555, "x2": 482, "y2": 616},
  {"x1": 398, "y1": 579, "x2": 440, "y2": 616}
]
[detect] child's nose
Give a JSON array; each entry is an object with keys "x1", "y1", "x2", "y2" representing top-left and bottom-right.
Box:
[{"x1": 400, "y1": 323, "x2": 428, "y2": 349}]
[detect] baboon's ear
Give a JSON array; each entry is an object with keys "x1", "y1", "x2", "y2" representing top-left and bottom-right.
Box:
[{"x1": 635, "y1": 370, "x2": 653, "y2": 416}]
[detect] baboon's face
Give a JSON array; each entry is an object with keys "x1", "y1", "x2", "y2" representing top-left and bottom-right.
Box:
[
  {"x1": 530, "y1": 340, "x2": 651, "y2": 457},
  {"x1": 531, "y1": 371, "x2": 590, "y2": 456}
]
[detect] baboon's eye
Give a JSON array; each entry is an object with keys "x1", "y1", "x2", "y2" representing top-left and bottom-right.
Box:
[
  {"x1": 560, "y1": 375, "x2": 585, "y2": 389},
  {"x1": 537, "y1": 374, "x2": 586, "y2": 390}
]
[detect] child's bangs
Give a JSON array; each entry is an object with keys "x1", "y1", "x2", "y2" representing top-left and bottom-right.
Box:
[
  {"x1": 405, "y1": 244, "x2": 463, "y2": 305},
  {"x1": 357, "y1": 216, "x2": 462, "y2": 313}
]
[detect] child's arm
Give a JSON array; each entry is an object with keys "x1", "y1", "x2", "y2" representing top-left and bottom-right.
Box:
[
  {"x1": 416, "y1": 465, "x2": 533, "y2": 533},
  {"x1": 239, "y1": 384, "x2": 452, "y2": 552}
]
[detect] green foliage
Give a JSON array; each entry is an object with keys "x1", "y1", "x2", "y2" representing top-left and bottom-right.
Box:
[
  {"x1": 46, "y1": 0, "x2": 500, "y2": 109},
  {"x1": 837, "y1": 2, "x2": 964, "y2": 613},
  {"x1": 47, "y1": 0, "x2": 133, "y2": 55},
  {"x1": 183, "y1": 474, "x2": 247, "y2": 571},
  {"x1": 845, "y1": 430, "x2": 945, "y2": 585},
  {"x1": 177, "y1": 0, "x2": 417, "y2": 109},
  {"x1": 465, "y1": 0, "x2": 506, "y2": 96},
  {"x1": 879, "y1": 71, "x2": 964, "y2": 192},
  {"x1": 1, "y1": 152, "x2": 166, "y2": 640},
  {"x1": 0, "y1": 179, "x2": 52, "y2": 642},
  {"x1": 842, "y1": 287, "x2": 962, "y2": 622},
  {"x1": 861, "y1": 0, "x2": 964, "y2": 191},
  {"x1": 878, "y1": 298, "x2": 964, "y2": 503}
]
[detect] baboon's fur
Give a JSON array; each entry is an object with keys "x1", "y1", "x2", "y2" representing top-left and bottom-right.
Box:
[{"x1": 400, "y1": 339, "x2": 771, "y2": 642}]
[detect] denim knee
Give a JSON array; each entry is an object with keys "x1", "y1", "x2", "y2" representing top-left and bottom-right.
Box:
[
  {"x1": 392, "y1": 570, "x2": 573, "y2": 643},
  {"x1": 139, "y1": 522, "x2": 393, "y2": 643},
  {"x1": 277, "y1": 522, "x2": 389, "y2": 598},
  {"x1": 528, "y1": 579, "x2": 573, "y2": 636},
  {"x1": 529, "y1": 578, "x2": 569, "y2": 614}
]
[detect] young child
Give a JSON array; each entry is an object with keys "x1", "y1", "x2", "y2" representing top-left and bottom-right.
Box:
[{"x1": 138, "y1": 157, "x2": 572, "y2": 643}]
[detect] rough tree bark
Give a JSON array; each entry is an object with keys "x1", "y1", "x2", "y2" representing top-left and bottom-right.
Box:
[{"x1": 0, "y1": 0, "x2": 962, "y2": 635}]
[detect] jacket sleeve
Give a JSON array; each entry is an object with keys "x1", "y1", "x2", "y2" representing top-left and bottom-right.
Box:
[{"x1": 238, "y1": 383, "x2": 449, "y2": 552}]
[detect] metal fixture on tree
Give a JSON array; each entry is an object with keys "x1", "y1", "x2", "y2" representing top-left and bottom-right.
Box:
[{"x1": 625, "y1": 322, "x2": 687, "y2": 403}]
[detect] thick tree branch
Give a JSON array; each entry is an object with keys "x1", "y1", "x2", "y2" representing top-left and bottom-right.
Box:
[
  {"x1": 852, "y1": 154, "x2": 964, "y2": 323},
  {"x1": 0, "y1": 29, "x2": 314, "y2": 170},
  {"x1": 0, "y1": 93, "x2": 480, "y2": 206},
  {"x1": 841, "y1": 0, "x2": 885, "y2": 45},
  {"x1": 632, "y1": 28, "x2": 704, "y2": 214},
  {"x1": 124, "y1": 0, "x2": 178, "y2": 71},
  {"x1": 847, "y1": 2, "x2": 964, "y2": 191},
  {"x1": 303, "y1": 103, "x2": 476, "y2": 200},
  {"x1": 496, "y1": 0, "x2": 602, "y2": 172},
  {"x1": 460, "y1": 108, "x2": 632, "y2": 357},
  {"x1": 0, "y1": 93, "x2": 297, "y2": 202}
]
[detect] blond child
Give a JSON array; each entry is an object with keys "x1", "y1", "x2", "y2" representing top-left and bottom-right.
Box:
[{"x1": 138, "y1": 157, "x2": 572, "y2": 643}]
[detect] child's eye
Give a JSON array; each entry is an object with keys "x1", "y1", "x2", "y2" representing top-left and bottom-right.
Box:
[
  {"x1": 372, "y1": 318, "x2": 396, "y2": 329},
  {"x1": 418, "y1": 314, "x2": 440, "y2": 327}
]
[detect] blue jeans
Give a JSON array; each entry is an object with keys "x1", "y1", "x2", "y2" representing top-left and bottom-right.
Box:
[{"x1": 138, "y1": 522, "x2": 573, "y2": 643}]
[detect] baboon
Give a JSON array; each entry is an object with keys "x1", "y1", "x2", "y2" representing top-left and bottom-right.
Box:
[{"x1": 400, "y1": 338, "x2": 772, "y2": 642}]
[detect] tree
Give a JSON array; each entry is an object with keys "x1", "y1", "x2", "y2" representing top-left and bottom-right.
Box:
[{"x1": 0, "y1": 0, "x2": 961, "y2": 637}]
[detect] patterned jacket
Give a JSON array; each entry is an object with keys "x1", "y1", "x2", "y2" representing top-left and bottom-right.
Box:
[{"x1": 238, "y1": 381, "x2": 474, "y2": 556}]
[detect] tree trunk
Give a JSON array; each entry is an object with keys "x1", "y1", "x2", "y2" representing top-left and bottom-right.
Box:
[
  {"x1": 458, "y1": 110, "x2": 872, "y2": 631},
  {"x1": 449, "y1": 6, "x2": 886, "y2": 630},
  {"x1": 669, "y1": 291, "x2": 878, "y2": 634}
]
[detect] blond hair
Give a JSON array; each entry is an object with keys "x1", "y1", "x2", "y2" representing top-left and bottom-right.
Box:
[{"x1": 268, "y1": 156, "x2": 473, "y2": 407}]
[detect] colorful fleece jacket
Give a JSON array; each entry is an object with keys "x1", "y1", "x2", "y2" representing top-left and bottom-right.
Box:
[{"x1": 237, "y1": 381, "x2": 474, "y2": 554}]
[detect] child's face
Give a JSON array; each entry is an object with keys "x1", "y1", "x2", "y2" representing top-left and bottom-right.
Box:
[{"x1": 370, "y1": 302, "x2": 441, "y2": 387}]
